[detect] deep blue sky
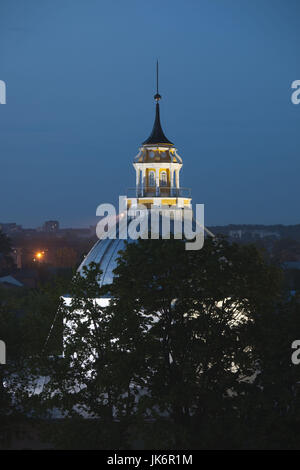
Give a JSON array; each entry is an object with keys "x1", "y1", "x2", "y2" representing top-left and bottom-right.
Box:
[{"x1": 1, "y1": 0, "x2": 300, "y2": 228}]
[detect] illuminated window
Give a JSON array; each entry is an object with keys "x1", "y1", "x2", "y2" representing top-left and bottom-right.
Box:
[
  {"x1": 160, "y1": 171, "x2": 168, "y2": 186},
  {"x1": 148, "y1": 170, "x2": 155, "y2": 187}
]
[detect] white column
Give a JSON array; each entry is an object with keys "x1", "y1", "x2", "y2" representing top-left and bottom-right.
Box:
[
  {"x1": 170, "y1": 169, "x2": 174, "y2": 196},
  {"x1": 175, "y1": 170, "x2": 180, "y2": 196},
  {"x1": 136, "y1": 169, "x2": 140, "y2": 197},
  {"x1": 141, "y1": 168, "x2": 146, "y2": 196}
]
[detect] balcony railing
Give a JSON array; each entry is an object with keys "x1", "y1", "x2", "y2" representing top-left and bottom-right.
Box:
[{"x1": 126, "y1": 187, "x2": 191, "y2": 198}]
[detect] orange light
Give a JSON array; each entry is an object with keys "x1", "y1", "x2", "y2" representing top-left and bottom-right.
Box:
[{"x1": 36, "y1": 251, "x2": 43, "y2": 259}]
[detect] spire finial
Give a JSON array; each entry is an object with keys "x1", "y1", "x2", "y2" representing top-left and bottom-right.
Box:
[
  {"x1": 142, "y1": 60, "x2": 173, "y2": 145},
  {"x1": 154, "y1": 60, "x2": 161, "y2": 102}
]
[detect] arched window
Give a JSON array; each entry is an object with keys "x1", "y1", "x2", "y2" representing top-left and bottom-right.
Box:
[
  {"x1": 148, "y1": 170, "x2": 155, "y2": 187},
  {"x1": 160, "y1": 171, "x2": 168, "y2": 187}
]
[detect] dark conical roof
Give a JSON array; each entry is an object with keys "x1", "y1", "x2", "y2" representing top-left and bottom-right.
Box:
[{"x1": 142, "y1": 102, "x2": 173, "y2": 146}]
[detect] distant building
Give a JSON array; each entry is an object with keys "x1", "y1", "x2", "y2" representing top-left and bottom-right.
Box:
[
  {"x1": 229, "y1": 230, "x2": 243, "y2": 239},
  {"x1": 11, "y1": 268, "x2": 39, "y2": 289},
  {"x1": 0, "y1": 223, "x2": 22, "y2": 234},
  {"x1": 0, "y1": 275, "x2": 23, "y2": 288},
  {"x1": 59, "y1": 228, "x2": 93, "y2": 238},
  {"x1": 229, "y1": 229, "x2": 280, "y2": 240},
  {"x1": 43, "y1": 220, "x2": 59, "y2": 233},
  {"x1": 12, "y1": 247, "x2": 22, "y2": 269},
  {"x1": 249, "y1": 230, "x2": 280, "y2": 239}
]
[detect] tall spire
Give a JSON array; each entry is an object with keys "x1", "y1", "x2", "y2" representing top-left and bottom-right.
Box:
[
  {"x1": 142, "y1": 61, "x2": 173, "y2": 146},
  {"x1": 154, "y1": 60, "x2": 161, "y2": 102}
]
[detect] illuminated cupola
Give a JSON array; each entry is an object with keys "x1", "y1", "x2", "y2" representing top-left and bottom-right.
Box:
[
  {"x1": 128, "y1": 63, "x2": 191, "y2": 209},
  {"x1": 77, "y1": 65, "x2": 195, "y2": 287}
]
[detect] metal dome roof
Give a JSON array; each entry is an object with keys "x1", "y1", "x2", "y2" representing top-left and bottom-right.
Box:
[
  {"x1": 77, "y1": 236, "x2": 132, "y2": 287},
  {"x1": 77, "y1": 210, "x2": 202, "y2": 287}
]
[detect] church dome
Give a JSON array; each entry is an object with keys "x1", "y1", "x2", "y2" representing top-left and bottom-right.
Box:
[
  {"x1": 77, "y1": 210, "x2": 201, "y2": 287},
  {"x1": 77, "y1": 214, "x2": 136, "y2": 287},
  {"x1": 78, "y1": 236, "x2": 129, "y2": 287}
]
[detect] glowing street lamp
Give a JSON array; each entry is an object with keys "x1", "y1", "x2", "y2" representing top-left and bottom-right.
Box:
[{"x1": 33, "y1": 251, "x2": 45, "y2": 262}]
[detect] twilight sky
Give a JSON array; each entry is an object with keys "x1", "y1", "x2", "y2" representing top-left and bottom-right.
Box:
[{"x1": 0, "y1": 0, "x2": 300, "y2": 228}]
